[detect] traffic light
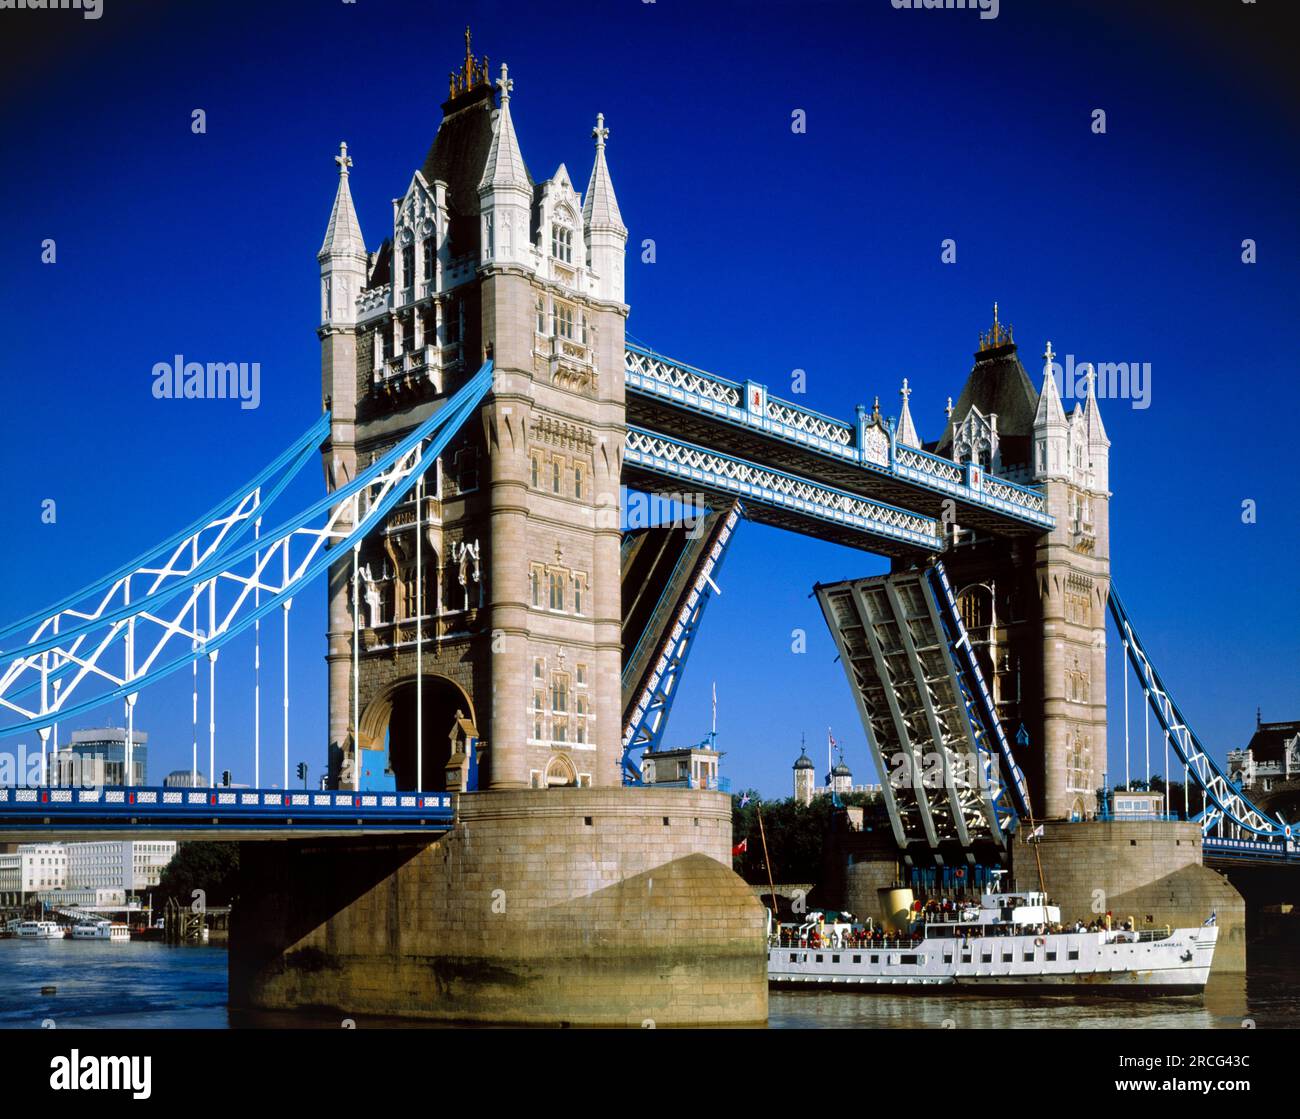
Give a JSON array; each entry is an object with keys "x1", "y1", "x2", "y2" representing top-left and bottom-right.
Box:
[
  {"x1": 296, "y1": 762, "x2": 307, "y2": 788},
  {"x1": 221, "y1": 770, "x2": 232, "y2": 787}
]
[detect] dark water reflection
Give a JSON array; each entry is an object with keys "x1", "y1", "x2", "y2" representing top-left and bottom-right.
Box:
[{"x1": 1, "y1": 940, "x2": 1296, "y2": 1029}]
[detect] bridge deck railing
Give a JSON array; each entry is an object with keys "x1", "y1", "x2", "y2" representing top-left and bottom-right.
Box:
[
  {"x1": 625, "y1": 344, "x2": 1053, "y2": 527},
  {"x1": 0, "y1": 785, "x2": 454, "y2": 827}
]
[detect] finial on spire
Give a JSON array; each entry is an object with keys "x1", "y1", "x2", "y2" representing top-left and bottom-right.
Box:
[
  {"x1": 1043, "y1": 340, "x2": 1055, "y2": 369},
  {"x1": 593, "y1": 112, "x2": 609, "y2": 150},
  {"x1": 979, "y1": 302, "x2": 1014, "y2": 351},
  {"x1": 496, "y1": 62, "x2": 513, "y2": 105},
  {"x1": 448, "y1": 25, "x2": 491, "y2": 99},
  {"x1": 945, "y1": 396, "x2": 954, "y2": 420},
  {"x1": 335, "y1": 142, "x2": 352, "y2": 177},
  {"x1": 900, "y1": 377, "x2": 911, "y2": 403},
  {"x1": 872, "y1": 395, "x2": 881, "y2": 419}
]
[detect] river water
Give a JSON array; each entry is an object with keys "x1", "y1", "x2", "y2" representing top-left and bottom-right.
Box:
[{"x1": 1, "y1": 939, "x2": 1297, "y2": 1029}]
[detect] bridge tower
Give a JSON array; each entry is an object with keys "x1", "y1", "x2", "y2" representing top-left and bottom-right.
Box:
[
  {"x1": 934, "y1": 311, "x2": 1110, "y2": 820},
  {"x1": 318, "y1": 33, "x2": 628, "y2": 793}
]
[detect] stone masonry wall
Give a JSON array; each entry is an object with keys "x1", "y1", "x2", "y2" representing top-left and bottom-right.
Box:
[
  {"x1": 230, "y1": 787, "x2": 768, "y2": 1026},
  {"x1": 1009, "y1": 820, "x2": 1245, "y2": 971}
]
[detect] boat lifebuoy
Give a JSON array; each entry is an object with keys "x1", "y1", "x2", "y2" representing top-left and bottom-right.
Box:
[{"x1": 1034, "y1": 937, "x2": 1046, "y2": 947}]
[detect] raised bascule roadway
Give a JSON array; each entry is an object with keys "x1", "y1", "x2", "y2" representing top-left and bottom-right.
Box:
[{"x1": 0, "y1": 31, "x2": 1285, "y2": 1024}]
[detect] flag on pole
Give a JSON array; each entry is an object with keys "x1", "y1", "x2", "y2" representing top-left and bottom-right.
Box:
[
  {"x1": 1028, "y1": 824, "x2": 1044, "y2": 841},
  {"x1": 1204, "y1": 911, "x2": 1217, "y2": 927},
  {"x1": 731, "y1": 838, "x2": 748, "y2": 857},
  {"x1": 739, "y1": 793, "x2": 751, "y2": 808}
]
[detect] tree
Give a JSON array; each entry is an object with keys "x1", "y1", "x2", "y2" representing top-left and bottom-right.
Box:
[
  {"x1": 731, "y1": 790, "x2": 884, "y2": 885},
  {"x1": 154, "y1": 842, "x2": 240, "y2": 908}
]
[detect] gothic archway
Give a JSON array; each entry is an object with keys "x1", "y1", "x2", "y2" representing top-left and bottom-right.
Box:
[
  {"x1": 544, "y1": 753, "x2": 577, "y2": 788},
  {"x1": 358, "y1": 675, "x2": 475, "y2": 792}
]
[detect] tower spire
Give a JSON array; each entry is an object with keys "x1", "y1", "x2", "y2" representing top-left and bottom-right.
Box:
[
  {"x1": 583, "y1": 111, "x2": 627, "y2": 302},
  {"x1": 319, "y1": 141, "x2": 365, "y2": 262},
  {"x1": 478, "y1": 62, "x2": 529, "y2": 193},
  {"x1": 896, "y1": 377, "x2": 921, "y2": 449},
  {"x1": 582, "y1": 111, "x2": 625, "y2": 232}
]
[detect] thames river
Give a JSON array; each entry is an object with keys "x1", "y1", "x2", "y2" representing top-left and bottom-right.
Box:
[{"x1": 1, "y1": 939, "x2": 1297, "y2": 1029}]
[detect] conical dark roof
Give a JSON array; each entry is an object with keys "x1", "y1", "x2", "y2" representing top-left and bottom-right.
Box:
[
  {"x1": 934, "y1": 340, "x2": 1040, "y2": 469},
  {"x1": 417, "y1": 84, "x2": 524, "y2": 260}
]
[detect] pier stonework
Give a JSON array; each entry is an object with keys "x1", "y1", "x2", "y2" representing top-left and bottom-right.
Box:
[
  {"x1": 1009, "y1": 820, "x2": 1246, "y2": 971},
  {"x1": 229, "y1": 789, "x2": 768, "y2": 1026}
]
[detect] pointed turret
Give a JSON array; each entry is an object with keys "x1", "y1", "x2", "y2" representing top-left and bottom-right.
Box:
[
  {"x1": 478, "y1": 63, "x2": 530, "y2": 193},
  {"x1": 1082, "y1": 365, "x2": 1110, "y2": 492},
  {"x1": 895, "y1": 378, "x2": 921, "y2": 449},
  {"x1": 477, "y1": 63, "x2": 533, "y2": 266},
  {"x1": 583, "y1": 113, "x2": 628, "y2": 303},
  {"x1": 1032, "y1": 341, "x2": 1069, "y2": 480},
  {"x1": 318, "y1": 142, "x2": 368, "y2": 328}
]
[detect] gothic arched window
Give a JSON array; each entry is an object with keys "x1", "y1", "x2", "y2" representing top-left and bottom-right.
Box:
[{"x1": 551, "y1": 222, "x2": 573, "y2": 264}]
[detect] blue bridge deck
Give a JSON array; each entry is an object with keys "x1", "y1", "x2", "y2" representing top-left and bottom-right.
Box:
[{"x1": 0, "y1": 785, "x2": 455, "y2": 839}]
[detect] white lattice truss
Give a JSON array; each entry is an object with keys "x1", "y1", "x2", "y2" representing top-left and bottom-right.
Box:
[
  {"x1": 1117, "y1": 617, "x2": 1283, "y2": 838},
  {"x1": 625, "y1": 427, "x2": 939, "y2": 549},
  {"x1": 625, "y1": 347, "x2": 740, "y2": 407},
  {"x1": 764, "y1": 398, "x2": 853, "y2": 445},
  {"x1": 0, "y1": 365, "x2": 492, "y2": 738},
  {"x1": 627, "y1": 346, "x2": 1051, "y2": 523},
  {"x1": 892, "y1": 444, "x2": 965, "y2": 486},
  {"x1": 0, "y1": 491, "x2": 266, "y2": 730}
]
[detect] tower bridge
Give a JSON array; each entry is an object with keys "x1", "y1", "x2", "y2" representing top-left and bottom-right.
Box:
[{"x1": 0, "y1": 31, "x2": 1284, "y2": 1023}]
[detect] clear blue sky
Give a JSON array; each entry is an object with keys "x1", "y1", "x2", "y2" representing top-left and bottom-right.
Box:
[{"x1": 0, "y1": 0, "x2": 1296, "y2": 796}]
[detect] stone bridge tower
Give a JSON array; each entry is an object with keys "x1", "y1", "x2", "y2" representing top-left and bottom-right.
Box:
[
  {"x1": 317, "y1": 35, "x2": 628, "y2": 794},
  {"x1": 935, "y1": 311, "x2": 1111, "y2": 820}
]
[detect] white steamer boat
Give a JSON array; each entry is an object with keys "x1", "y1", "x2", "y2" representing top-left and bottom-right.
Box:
[
  {"x1": 767, "y1": 883, "x2": 1218, "y2": 994},
  {"x1": 12, "y1": 920, "x2": 65, "y2": 939},
  {"x1": 71, "y1": 920, "x2": 130, "y2": 942}
]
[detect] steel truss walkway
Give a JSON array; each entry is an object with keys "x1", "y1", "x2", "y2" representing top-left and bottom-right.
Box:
[{"x1": 625, "y1": 343, "x2": 1054, "y2": 535}]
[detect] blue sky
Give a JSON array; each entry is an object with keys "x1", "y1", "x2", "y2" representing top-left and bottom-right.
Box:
[{"x1": 0, "y1": 0, "x2": 1296, "y2": 797}]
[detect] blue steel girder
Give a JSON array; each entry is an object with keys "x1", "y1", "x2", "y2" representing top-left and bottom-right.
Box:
[
  {"x1": 623, "y1": 425, "x2": 941, "y2": 559},
  {"x1": 0, "y1": 784, "x2": 453, "y2": 838},
  {"x1": 0, "y1": 363, "x2": 494, "y2": 739},
  {"x1": 927, "y1": 561, "x2": 1031, "y2": 823},
  {"x1": 625, "y1": 343, "x2": 1054, "y2": 536},
  {"x1": 621, "y1": 504, "x2": 742, "y2": 784},
  {"x1": 1109, "y1": 586, "x2": 1289, "y2": 840}
]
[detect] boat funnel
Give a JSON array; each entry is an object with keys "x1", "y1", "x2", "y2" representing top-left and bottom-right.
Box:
[{"x1": 879, "y1": 887, "x2": 914, "y2": 933}]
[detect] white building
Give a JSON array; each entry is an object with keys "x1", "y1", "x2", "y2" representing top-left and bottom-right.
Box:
[
  {"x1": 0, "y1": 840, "x2": 176, "y2": 903},
  {"x1": 0, "y1": 843, "x2": 67, "y2": 902},
  {"x1": 66, "y1": 840, "x2": 177, "y2": 893}
]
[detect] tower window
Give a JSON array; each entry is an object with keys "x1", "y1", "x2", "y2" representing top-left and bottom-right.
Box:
[
  {"x1": 401, "y1": 244, "x2": 415, "y2": 291},
  {"x1": 530, "y1": 567, "x2": 542, "y2": 608},
  {"x1": 551, "y1": 460, "x2": 562, "y2": 494},
  {"x1": 552, "y1": 675, "x2": 570, "y2": 714},
  {"x1": 445, "y1": 300, "x2": 461, "y2": 346},
  {"x1": 573, "y1": 465, "x2": 583, "y2": 499},
  {"x1": 536, "y1": 296, "x2": 547, "y2": 335},
  {"x1": 551, "y1": 224, "x2": 572, "y2": 264},
  {"x1": 572, "y1": 575, "x2": 583, "y2": 615},
  {"x1": 549, "y1": 571, "x2": 565, "y2": 611},
  {"x1": 421, "y1": 238, "x2": 434, "y2": 284},
  {"x1": 553, "y1": 303, "x2": 574, "y2": 340}
]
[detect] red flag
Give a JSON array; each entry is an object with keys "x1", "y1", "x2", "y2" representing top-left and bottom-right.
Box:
[{"x1": 731, "y1": 838, "x2": 748, "y2": 857}]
